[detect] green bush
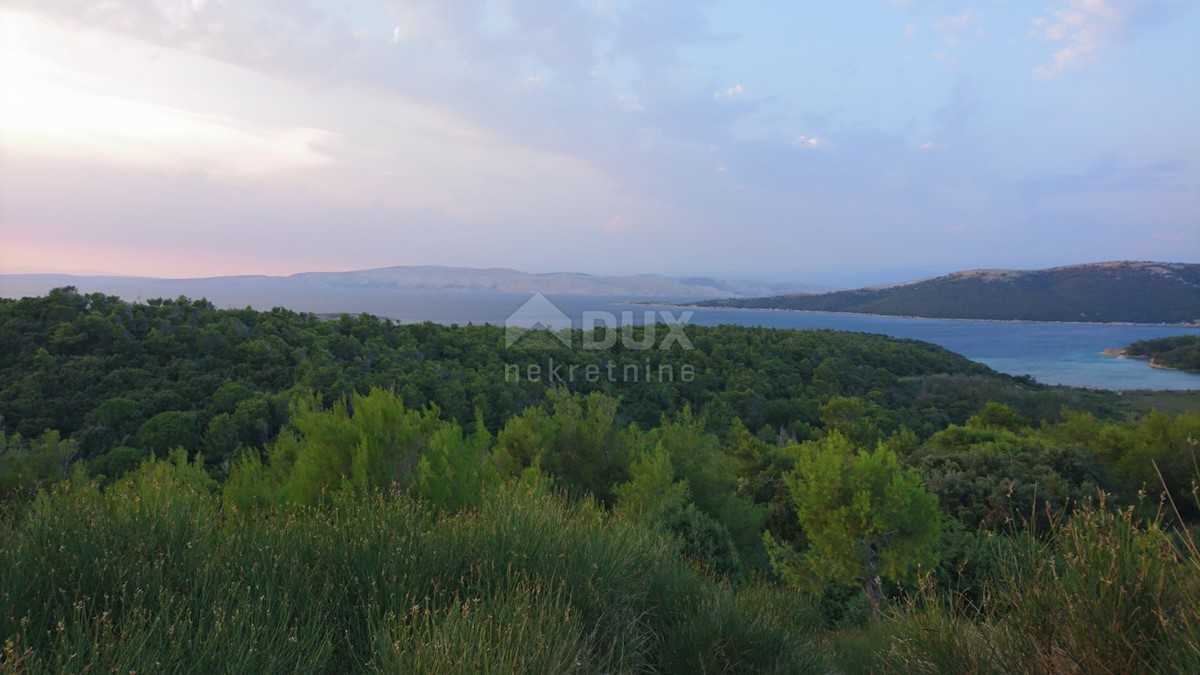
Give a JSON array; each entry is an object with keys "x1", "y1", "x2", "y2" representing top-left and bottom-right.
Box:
[
  {"x1": 0, "y1": 457, "x2": 825, "y2": 673},
  {"x1": 0, "y1": 430, "x2": 77, "y2": 503},
  {"x1": 877, "y1": 496, "x2": 1200, "y2": 674}
]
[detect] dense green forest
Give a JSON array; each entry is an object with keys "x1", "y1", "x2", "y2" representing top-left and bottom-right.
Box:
[
  {"x1": 1123, "y1": 335, "x2": 1200, "y2": 372},
  {"x1": 1, "y1": 287, "x2": 1125, "y2": 472},
  {"x1": 1, "y1": 288, "x2": 1198, "y2": 672},
  {"x1": 698, "y1": 261, "x2": 1200, "y2": 324}
]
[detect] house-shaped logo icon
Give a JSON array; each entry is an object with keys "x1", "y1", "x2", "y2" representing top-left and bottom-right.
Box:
[{"x1": 505, "y1": 293, "x2": 573, "y2": 348}]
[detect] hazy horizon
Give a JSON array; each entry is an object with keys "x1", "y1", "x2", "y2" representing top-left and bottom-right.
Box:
[
  {"x1": 2, "y1": 2, "x2": 1198, "y2": 286},
  {"x1": 1, "y1": 259, "x2": 1195, "y2": 292}
]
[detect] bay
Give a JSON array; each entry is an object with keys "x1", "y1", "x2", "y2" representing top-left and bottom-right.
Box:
[
  {"x1": 4, "y1": 281, "x2": 1197, "y2": 391},
  {"x1": 190, "y1": 288, "x2": 1197, "y2": 391}
]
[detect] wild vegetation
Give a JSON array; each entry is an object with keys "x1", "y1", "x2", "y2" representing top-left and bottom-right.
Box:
[
  {"x1": 2, "y1": 288, "x2": 1198, "y2": 673},
  {"x1": 1123, "y1": 335, "x2": 1200, "y2": 372},
  {"x1": 699, "y1": 261, "x2": 1200, "y2": 324},
  {"x1": 2, "y1": 287, "x2": 1127, "y2": 473}
]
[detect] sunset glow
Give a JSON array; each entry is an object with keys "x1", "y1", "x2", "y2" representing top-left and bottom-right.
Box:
[{"x1": 1, "y1": 2, "x2": 1197, "y2": 283}]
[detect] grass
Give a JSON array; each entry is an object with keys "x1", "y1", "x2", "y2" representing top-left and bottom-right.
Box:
[
  {"x1": 0, "y1": 459, "x2": 823, "y2": 673},
  {"x1": 840, "y1": 494, "x2": 1200, "y2": 674},
  {"x1": 3, "y1": 452, "x2": 1197, "y2": 673},
  {"x1": 1111, "y1": 389, "x2": 1200, "y2": 417}
]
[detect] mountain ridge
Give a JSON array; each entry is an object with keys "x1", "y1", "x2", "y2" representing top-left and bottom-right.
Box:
[
  {"x1": 695, "y1": 261, "x2": 1200, "y2": 325},
  {"x1": 0, "y1": 265, "x2": 833, "y2": 300}
]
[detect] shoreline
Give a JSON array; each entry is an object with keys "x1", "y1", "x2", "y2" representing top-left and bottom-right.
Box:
[
  {"x1": 629, "y1": 302, "x2": 1200, "y2": 329},
  {"x1": 1100, "y1": 348, "x2": 1194, "y2": 373}
]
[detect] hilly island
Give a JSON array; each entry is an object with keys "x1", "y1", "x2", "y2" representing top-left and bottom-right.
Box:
[{"x1": 696, "y1": 262, "x2": 1200, "y2": 325}]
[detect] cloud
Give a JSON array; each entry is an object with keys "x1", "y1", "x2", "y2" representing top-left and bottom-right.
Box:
[
  {"x1": 9, "y1": 0, "x2": 734, "y2": 183},
  {"x1": 928, "y1": 11, "x2": 984, "y2": 68},
  {"x1": 714, "y1": 84, "x2": 744, "y2": 99},
  {"x1": 4, "y1": 2, "x2": 1195, "y2": 278},
  {"x1": 932, "y1": 11, "x2": 981, "y2": 48},
  {"x1": 1030, "y1": 0, "x2": 1188, "y2": 77},
  {"x1": 1031, "y1": 0, "x2": 1122, "y2": 77},
  {"x1": 0, "y1": 39, "x2": 334, "y2": 176}
]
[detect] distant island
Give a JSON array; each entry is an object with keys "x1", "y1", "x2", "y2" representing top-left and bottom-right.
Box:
[
  {"x1": 1105, "y1": 335, "x2": 1200, "y2": 372},
  {"x1": 694, "y1": 262, "x2": 1200, "y2": 325},
  {"x1": 0, "y1": 265, "x2": 831, "y2": 300}
]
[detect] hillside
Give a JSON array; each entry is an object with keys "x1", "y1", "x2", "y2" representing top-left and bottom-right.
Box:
[
  {"x1": 0, "y1": 286, "x2": 1063, "y2": 456},
  {"x1": 3, "y1": 289, "x2": 1199, "y2": 673},
  {"x1": 1117, "y1": 335, "x2": 1200, "y2": 372},
  {"x1": 0, "y1": 266, "x2": 831, "y2": 301},
  {"x1": 697, "y1": 262, "x2": 1200, "y2": 324}
]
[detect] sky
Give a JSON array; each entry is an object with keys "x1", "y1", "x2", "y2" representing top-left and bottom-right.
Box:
[{"x1": 0, "y1": 0, "x2": 1198, "y2": 286}]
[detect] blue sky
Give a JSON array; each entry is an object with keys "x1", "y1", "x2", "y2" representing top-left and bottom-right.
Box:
[{"x1": 0, "y1": 0, "x2": 1197, "y2": 285}]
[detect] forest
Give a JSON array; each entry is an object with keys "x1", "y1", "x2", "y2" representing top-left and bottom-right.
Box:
[
  {"x1": 1, "y1": 287, "x2": 1198, "y2": 673},
  {"x1": 1124, "y1": 335, "x2": 1200, "y2": 373}
]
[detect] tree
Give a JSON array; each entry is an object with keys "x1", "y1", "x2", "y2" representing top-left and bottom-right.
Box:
[
  {"x1": 412, "y1": 413, "x2": 499, "y2": 510},
  {"x1": 910, "y1": 423, "x2": 1099, "y2": 530},
  {"x1": 135, "y1": 411, "x2": 201, "y2": 458},
  {"x1": 210, "y1": 380, "x2": 255, "y2": 414},
  {"x1": 280, "y1": 389, "x2": 442, "y2": 505},
  {"x1": 88, "y1": 446, "x2": 147, "y2": 483},
  {"x1": 965, "y1": 402, "x2": 1028, "y2": 432},
  {"x1": 764, "y1": 432, "x2": 940, "y2": 622},
  {"x1": 638, "y1": 407, "x2": 766, "y2": 568},
  {"x1": 613, "y1": 444, "x2": 689, "y2": 517},
  {"x1": 614, "y1": 445, "x2": 741, "y2": 575},
  {"x1": 0, "y1": 429, "x2": 78, "y2": 501},
  {"x1": 818, "y1": 395, "x2": 882, "y2": 447},
  {"x1": 493, "y1": 390, "x2": 631, "y2": 502},
  {"x1": 90, "y1": 397, "x2": 142, "y2": 439},
  {"x1": 201, "y1": 413, "x2": 240, "y2": 464}
]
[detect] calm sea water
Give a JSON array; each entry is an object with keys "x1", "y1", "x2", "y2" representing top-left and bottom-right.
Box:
[
  {"x1": 201, "y1": 288, "x2": 1199, "y2": 391},
  {"x1": 4, "y1": 281, "x2": 1198, "y2": 391},
  {"x1": 665, "y1": 304, "x2": 1200, "y2": 391}
]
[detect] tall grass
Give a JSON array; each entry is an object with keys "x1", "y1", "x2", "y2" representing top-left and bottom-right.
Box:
[
  {"x1": 868, "y1": 493, "x2": 1200, "y2": 674},
  {"x1": 0, "y1": 457, "x2": 823, "y2": 673}
]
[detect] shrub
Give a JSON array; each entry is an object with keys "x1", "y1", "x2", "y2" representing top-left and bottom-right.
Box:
[
  {"x1": 880, "y1": 495, "x2": 1200, "y2": 674},
  {"x1": 0, "y1": 457, "x2": 825, "y2": 673}
]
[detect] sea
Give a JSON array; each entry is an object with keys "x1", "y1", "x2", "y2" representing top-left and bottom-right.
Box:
[
  {"x1": 3, "y1": 283, "x2": 1199, "y2": 391},
  {"x1": 188, "y1": 288, "x2": 1200, "y2": 391}
]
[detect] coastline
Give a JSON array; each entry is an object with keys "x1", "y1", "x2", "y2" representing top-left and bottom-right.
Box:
[
  {"x1": 1100, "y1": 347, "x2": 1192, "y2": 373},
  {"x1": 632, "y1": 302, "x2": 1200, "y2": 329}
]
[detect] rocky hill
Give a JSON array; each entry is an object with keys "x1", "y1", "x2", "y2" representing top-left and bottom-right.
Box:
[{"x1": 696, "y1": 262, "x2": 1200, "y2": 324}]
